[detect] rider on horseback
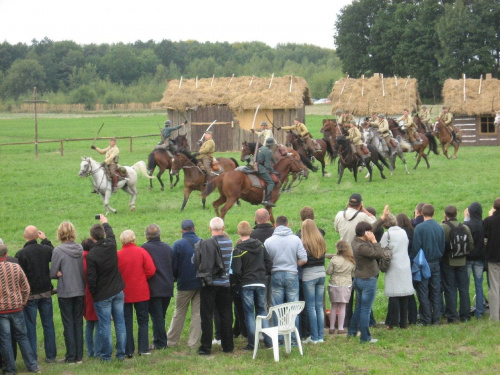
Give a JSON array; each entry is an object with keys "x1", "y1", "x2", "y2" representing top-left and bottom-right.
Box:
[
  {"x1": 346, "y1": 120, "x2": 370, "y2": 166},
  {"x1": 373, "y1": 113, "x2": 397, "y2": 156},
  {"x1": 439, "y1": 105, "x2": 457, "y2": 143},
  {"x1": 91, "y1": 137, "x2": 120, "y2": 193},
  {"x1": 256, "y1": 137, "x2": 278, "y2": 208},
  {"x1": 397, "y1": 109, "x2": 418, "y2": 143},
  {"x1": 194, "y1": 130, "x2": 215, "y2": 185},
  {"x1": 419, "y1": 105, "x2": 432, "y2": 132},
  {"x1": 158, "y1": 120, "x2": 186, "y2": 156},
  {"x1": 251, "y1": 121, "x2": 274, "y2": 146},
  {"x1": 278, "y1": 117, "x2": 321, "y2": 162}
]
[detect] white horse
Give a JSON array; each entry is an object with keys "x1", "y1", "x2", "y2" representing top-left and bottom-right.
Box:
[
  {"x1": 495, "y1": 111, "x2": 500, "y2": 127},
  {"x1": 78, "y1": 157, "x2": 152, "y2": 214}
]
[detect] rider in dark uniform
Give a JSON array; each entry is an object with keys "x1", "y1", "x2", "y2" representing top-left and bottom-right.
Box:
[
  {"x1": 256, "y1": 137, "x2": 278, "y2": 208},
  {"x1": 159, "y1": 120, "x2": 185, "y2": 156}
]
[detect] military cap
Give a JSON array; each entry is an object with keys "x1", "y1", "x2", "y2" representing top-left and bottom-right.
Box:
[
  {"x1": 260, "y1": 121, "x2": 268, "y2": 126},
  {"x1": 377, "y1": 113, "x2": 385, "y2": 118},
  {"x1": 350, "y1": 120, "x2": 356, "y2": 124},
  {"x1": 336, "y1": 109, "x2": 342, "y2": 114},
  {"x1": 204, "y1": 130, "x2": 213, "y2": 135},
  {"x1": 165, "y1": 120, "x2": 172, "y2": 126},
  {"x1": 265, "y1": 137, "x2": 276, "y2": 146}
]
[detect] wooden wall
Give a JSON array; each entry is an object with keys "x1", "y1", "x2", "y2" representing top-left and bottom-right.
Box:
[{"x1": 454, "y1": 115, "x2": 499, "y2": 146}]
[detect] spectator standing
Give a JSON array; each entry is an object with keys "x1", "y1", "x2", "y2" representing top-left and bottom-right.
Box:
[
  {"x1": 117, "y1": 230, "x2": 156, "y2": 357},
  {"x1": 464, "y1": 202, "x2": 486, "y2": 319},
  {"x1": 411, "y1": 203, "x2": 425, "y2": 228},
  {"x1": 15, "y1": 226, "x2": 57, "y2": 363},
  {"x1": 86, "y1": 215, "x2": 126, "y2": 361},
  {"x1": 250, "y1": 208, "x2": 275, "y2": 243},
  {"x1": 0, "y1": 244, "x2": 40, "y2": 374},
  {"x1": 167, "y1": 219, "x2": 202, "y2": 349},
  {"x1": 50, "y1": 222, "x2": 85, "y2": 364},
  {"x1": 483, "y1": 198, "x2": 500, "y2": 322},
  {"x1": 412, "y1": 204, "x2": 445, "y2": 325},
  {"x1": 141, "y1": 224, "x2": 174, "y2": 350}
]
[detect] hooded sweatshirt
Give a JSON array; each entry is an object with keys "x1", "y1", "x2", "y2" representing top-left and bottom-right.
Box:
[
  {"x1": 50, "y1": 241, "x2": 85, "y2": 298},
  {"x1": 232, "y1": 238, "x2": 272, "y2": 286},
  {"x1": 464, "y1": 202, "x2": 485, "y2": 261},
  {"x1": 264, "y1": 226, "x2": 307, "y2": 273}
]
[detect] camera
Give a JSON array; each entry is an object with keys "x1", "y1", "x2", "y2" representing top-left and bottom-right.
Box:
[{"x1": 95, "y1": 214, "x2": 101, "y2": 220}]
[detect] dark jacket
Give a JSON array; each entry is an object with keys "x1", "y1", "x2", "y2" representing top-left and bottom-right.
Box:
[
  {"x1": 484, "y1": 210, "x2": 500, "y2": 262},
  {"x1": 86, "y1": 223, "x2": 125, "y2": 302},
  {"x1": 351, "y1": 236, "x2": 384, "y2": 279},
  {"x1": 231, "y1": 238, "x2": 272, "y2": 286},
  {"x1": 464, "y1": 202, "x2": 485, "y2": 261},
  {"x1": 441, "y1": 219, "x2": 473, "y2": 266},
  {"x1": 194, "y1": 237, "x2": 225, "y2": 287},
  {"x1": 15, "y1": 238, "x2": 54, "y2": 295},
  {"x1": 171, "y1": 231, "x2": 201, "y2": 291},
  {"x1": 412, "y1": 219, "x2": 445, "y2": 263},
  {"x1": 141, "y1": 239, "x2": 174, "y2": 298},
  {"x1": 250, "y1": 223, "x2": 275, "y2": 244}
]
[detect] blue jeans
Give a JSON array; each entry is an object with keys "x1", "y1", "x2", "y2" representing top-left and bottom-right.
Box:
[
  {"x1": 58, "y1": 296, "x2": 84, "y2": 362},
  {"x1": 85, "y1": 320, "x2": 102, "y2": 357},
  {"x1": 23, "y1": 297, "x2": 57, "y2": 361},
  {"x1": 149, "y1": 297, "x2": 171, "y2": 349},
  {"x1": 348, "y1": 277, "x2": 377, "y2": 342},
  {"x1": 467, "y1": 261, "x2": 485, "y2": 318},
  {"x1": 0, "y1": 311, "x2": 39, "y2": 373},
  {"x1": 271, "y1": 272, "x2": 300, "y2": 339},
  {"x1": 94, "y1": 291, "x2": 126, "y2": 361},
  {"x1": 416, "y1": 261, "x2": 442, "y2": 325},
  {"x1": 241, "y1": 286, "x2": 272, "y2": 348},
  {"x1": 302, "y1": 277, "x2": 325, "y2": 341},
  {"x1": 124, "y1": 301, "x2": 150, "y2": 355},
  {"x1": 442, "y1": 263, "x2": 470, "y2": 322}
]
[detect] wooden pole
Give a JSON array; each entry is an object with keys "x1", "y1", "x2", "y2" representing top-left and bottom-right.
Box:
[
  {"x1": 269, "y1": 73, "x2": 274, "y2": 89},
  {"x1": 463, "y1": 73, "x2": 467, "y2": 101},
  {"x1": 381, "y1": 74, "x2": 385, "y2": 97},
  {"x1": 23, "y1": 87, "x2": 48, "y2": 159},
  {"x1": 195, "y1": 76, "x2": 198, "y2": 88},
  {"x1": 478, "y1": 74, "x2": 482, "y2": 95},
  {"x1": 211, "y1": 74, "x2": 214, "y2": 87},
  {"x1": 289, "y1": 75, "x2": 293, "y2": 92},
  {"x1": 227, "y1": 74, "x2": 234, "y2": 88},
  {"x1": 250, "y1": 75, "x2": 254, "y2": 86},
  {"x1": 361, "y1": 74, "x2": 365, "y2": 97}
]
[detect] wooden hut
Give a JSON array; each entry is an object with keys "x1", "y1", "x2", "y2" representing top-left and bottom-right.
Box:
[
  {"x1": 328, "y1": 74, "x2": 421, "y2": 117},
  {"x1": 157, "y1": 75, "x2": 312, "y2": 152},
  {"x1": 442, "y1": 74, "x2": 500, "y2": 146}
]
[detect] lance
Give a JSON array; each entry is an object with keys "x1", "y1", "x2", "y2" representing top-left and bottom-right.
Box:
[
  {"x1": 92, "y1": 123, "x2": 105, "y2": 147},
  {"x1": 251, "y1": 104, "x2": 262, "y2": 170},
  {"x1": 198, "y1": 119, "x2": 217, "y2": 145}
]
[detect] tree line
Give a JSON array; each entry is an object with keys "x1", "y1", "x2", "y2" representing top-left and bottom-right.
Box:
[
  {"x1": 0, "y1": 38, "x2": 342, "y2": 110},
  {"x1": 334, "y1": 0, "x2": 500, "y2": 101}
]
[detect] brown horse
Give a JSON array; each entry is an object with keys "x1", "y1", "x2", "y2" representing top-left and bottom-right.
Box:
[
  {"x1": 203, "y1": 155, "x2": 307, "y2": 225},
  {"x1": 413, "y1": 115, "x2": 439, "y2": 156},
  {"x1": 240, "y1": 141, "x2": 309, "y2": 192},
  {"x1": 170, "y1": 151, "x2": 239, "y2": 210},
  {"x1": 320, "y1": 119, "x2": 343, "y2": 147},
  {"x1": 433, "y1": 118, "x2": 461, "y2": 159},
  {"x1": 285, "y1": 132, "x2": 335, "y2": 176},
  {"x1": 387, "y1": 118, "x2": 432, "y2": 170}
]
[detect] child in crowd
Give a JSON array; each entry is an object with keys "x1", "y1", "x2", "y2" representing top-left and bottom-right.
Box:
[{"x1": 326, "y1": 240, "x2": 356, "y2": 334}]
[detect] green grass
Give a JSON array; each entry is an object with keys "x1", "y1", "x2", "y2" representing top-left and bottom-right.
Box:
[{"x1": 1, "y1": 112, "x2": 500, "y2": 374}]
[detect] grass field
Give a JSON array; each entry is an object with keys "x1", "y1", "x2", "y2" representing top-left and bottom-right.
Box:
[{"x1": 1, "y1": 111, "x2": 500, "y2": 374}]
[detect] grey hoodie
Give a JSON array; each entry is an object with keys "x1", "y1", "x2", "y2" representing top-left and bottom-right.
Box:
[
  {"x1": 50, "y1": 241, "x2": 85, "y2": 298},
  {"x1": 264, "y1": 226, "x2": 307, "y2": 273}
]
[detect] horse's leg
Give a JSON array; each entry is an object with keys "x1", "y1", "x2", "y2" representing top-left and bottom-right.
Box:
[
  {"x1": 180, "y1": 187, "x2": 191, "y2": 211},
  {"x1": 353, "y1": 163, "x2": 358, "y2": 182},
  {"x1": 148, "y1": 168, "x2": 154, "y2": 191},
  {"x1": 366, "y1": 163, "x2": 373, "y2": 182},
  {"x1": 213, "y1": 195, "x2": 226, "y2": 217},
  {"x1": 171, "y1": 174, "x2": 180, "y2": 188},
  {"x1": 220, "y1": 198, "x2": 238, "y2": 220},
  {"x1": 399, "y1": 152, "x2": 409, "y2": 174},
  {"x1": 281, "y1": 175, "x2": 289, "y2": 192},
  {"x1": 452, "y1": 143, "x2": 459, "y2": 159},
  {"x1": 337, "y1": 165, "x2": 344, "y2": 184},
  {"x1": 123, "y1": 183, "x2": 138, "y2": 211},
  {"x1": 103, "y1": 190, "x2": 117, "y2": 215},
  {"x1": 157, "y1": 169, "x2": 165, "y2": 191}
]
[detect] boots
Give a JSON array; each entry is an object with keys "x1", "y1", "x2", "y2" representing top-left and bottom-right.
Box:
[
  {"x1": 112, "y1": 176, "x2": 118, "y2": 193},
  {"x1": 452, "y1": 132, "x2": 458, "y2": 143},
  {"x1": 262, "y1": 189, "x2": 275, "y2": 207}
]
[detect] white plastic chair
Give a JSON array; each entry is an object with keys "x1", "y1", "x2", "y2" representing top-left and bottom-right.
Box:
[{"x1": 252, "y1": 301, "x2": 305, "y2": 362}]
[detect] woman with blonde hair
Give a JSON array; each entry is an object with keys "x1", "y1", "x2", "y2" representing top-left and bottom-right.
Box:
[
  {"x1": 50, "y1": 221, "x2": 85, "y2": 363},
  {"x1": 301, "y1": 219, "x2": 326, "y2": 344},
  {"x1": 326, "y1": 240, "x2": 355, "y2": 334}
]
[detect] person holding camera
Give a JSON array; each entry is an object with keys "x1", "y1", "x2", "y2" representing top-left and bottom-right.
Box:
[{"x1": 91, "y1": 138, "x2": 120, "y2": 193}]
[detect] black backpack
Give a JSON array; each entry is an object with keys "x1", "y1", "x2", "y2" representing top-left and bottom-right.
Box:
[{"x1": 445, "y1": 221, "x2": 469, "y2": 258}]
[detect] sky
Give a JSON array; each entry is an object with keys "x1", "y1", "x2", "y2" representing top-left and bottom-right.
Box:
[{"x1": 0, "y1": 0, "x2": 354, "y2": 49}]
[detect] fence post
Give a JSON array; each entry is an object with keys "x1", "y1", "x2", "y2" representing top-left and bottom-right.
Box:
[
  {"x1": 60, "y1": 140, "x2": 64, "y2": 156},
  {"x1": 129, "y1": 137, "x2": 132, "y2": 152}
]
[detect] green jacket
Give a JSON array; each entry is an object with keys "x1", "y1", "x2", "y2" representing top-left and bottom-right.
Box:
[
  {"x1": 162, "y1": 124, "x2": 182, "y2": 139},
  {"x1": 440, "y1": 220, "x2": 474, "y2": 266},
  {"x1": 256, "y1": 146, "x2": 276, "y2": 174}
]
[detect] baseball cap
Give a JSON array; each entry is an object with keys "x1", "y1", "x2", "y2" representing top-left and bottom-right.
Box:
[
  {"x1": 349, "y1": 193, "x2": 362, "y2": 205},
  {"x1": 181, "y1": 219, "x2": 195, "y2": 230}
]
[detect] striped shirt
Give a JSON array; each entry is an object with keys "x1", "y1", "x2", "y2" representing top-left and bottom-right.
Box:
[
  {"x1": 0, "y1": 260, "x2": 30, "y2": 314},
  {"x1": 213, "y1": 235, "x2": 233, "y2": 287}
]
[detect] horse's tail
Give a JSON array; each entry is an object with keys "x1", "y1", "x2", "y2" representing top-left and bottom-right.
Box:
[
  {"x1": 426, "y1": 133, "x2": 439, "y2": 155},
  {"x1": 147, "y1": 152, "x2": 156, "y2": 174},
  {"x1": 133, "y1": 161, "x2": 154, "y2": 179},
  {"x1": 203, "y1": 175, "x2": 220, "y2": 198},
  {"x1": 229, "y1": 157, "x2": 239, "y2": 168},
  {"x1": 322, "y1": 138, "x2": 336, "y2": 163},
  {"x1": 299, "y1": 153, "x2": 318, "y2": 173}
]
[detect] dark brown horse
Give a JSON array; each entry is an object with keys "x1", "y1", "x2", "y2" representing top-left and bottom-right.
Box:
[
  {"x1": 433, "y1": 117, "x2": 461, "y2": 159},
  {"x1": 203, "y1": 155, "x2": 307, "y2": 225},
  {"x1": 387, "y1": 118, "x2": 432, "y2": 169},
  {"x1": 147, "y1": 149, "x2": 179, "y2": 190},
  {"x1": 320, "y1": 119, "x2": 343, "y2": 147},
  {"x1": 285, "y1": 132, "x2": 335, "y2": 176},
  {"x1": 240, "y1": 141, "x2": 309, "y2": 192},
  {"x1": 170, "y1": 151, "x2": 239, "y2": 210},
  {"x1": 413, "y1": 115, "x2": 439, "y2": 156}
]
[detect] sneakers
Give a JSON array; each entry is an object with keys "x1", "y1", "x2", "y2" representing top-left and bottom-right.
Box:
[
  {"x1": 302, "y1": 337, "x2": 319, "y2": 344},
  {"x1": 369, "y1": 338, "x2": 378, "y2": 343},
  {"x1": 242, "y1": 345, "x2": 254, "y2": 351},
  {"x1": 211, "y1": 339, "x2": 221, "y2": 346}
]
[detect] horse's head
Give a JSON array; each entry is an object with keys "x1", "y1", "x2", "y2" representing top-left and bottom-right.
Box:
[
  {"x1": 333, "y1": 135, "x2": 348, "y2": 153},
  {"x1": 321, "y1": 119, "x2": 341, "y2": 141},
  {"x1": 285, "y1": 131, "x2": 298, "y2": 146},
  {"x1": 240, "y1": 141, "x2": 255, "y2": 162},
  {"x1": 174, "y1": 134, "x2": 189, "y2": 151},
  {"x1": 276, "y1": 155, "x2": 309, "y2": 180},
  {"x1": 79, "y1": 157, "x2": 94, "y2": 177}
]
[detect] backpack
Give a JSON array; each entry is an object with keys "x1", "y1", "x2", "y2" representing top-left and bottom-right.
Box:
[{"x1": 445, "y1": 221, "x2": 469, "y2": 258}]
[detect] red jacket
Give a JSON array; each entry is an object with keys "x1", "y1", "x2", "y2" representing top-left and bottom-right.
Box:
[
  {"x1": 118, "y1": 243, "x2": 156, "y2": 303},
  {"x1": 83, "y1": 251, "x2": 98, "y2": 321}
]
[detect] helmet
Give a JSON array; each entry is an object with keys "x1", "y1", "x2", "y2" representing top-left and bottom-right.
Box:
[
  {"x1": 164, "y1": 120, "x2": 172, "y2": 126},
  {"x1": 265, "y1": 137, "x2": 276, "y2": 146},
  {"x1": 260, "y1": 121, "x2": 268, "y2": 126},
  {"x1": 377, "y1": 113, "x2": 385, "y2": 118}
]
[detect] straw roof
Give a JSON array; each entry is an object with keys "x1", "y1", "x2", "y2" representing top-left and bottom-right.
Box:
[
  {"x1": 328, "y1": 75, "x2": 421, "y2": 116},
  {"x1": 158, "y1": 75, "x2": 312, "y2": 112},
  {"x1": 442, "y1": 76, "x2": 500, "y2": 115}
]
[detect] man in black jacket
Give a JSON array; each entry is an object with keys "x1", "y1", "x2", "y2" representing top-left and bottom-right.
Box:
[
  {"x1": 86, "y1": 215, "x2": 126, "y2": 361},
  {"x1": 484, "y1": 198, "x2": 500, "y2": 322},
  {"x1": 250, "y1": 208, "x2": 275, "y2": 243},
  {"x1": 232, "y1": 221, "x2": 273, "y2": 351},
  {"x1": 15, "y1": 226, "x2": 57, "y2": 363}
]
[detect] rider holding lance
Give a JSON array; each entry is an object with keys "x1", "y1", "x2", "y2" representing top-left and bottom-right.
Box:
[
  {"x1": 339, "y1": 109, "x2": 355, "y2": 132},
  {"x1": 91, "y1": 138, "x2": 119, "y2": 193},
  {"x1": 256, "y1": 137, "x2": 278, "y2": 208}
]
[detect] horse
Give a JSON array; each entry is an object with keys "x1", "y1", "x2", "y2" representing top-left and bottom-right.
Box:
[
  {"x1": 433, "y1": 117, "x2": 461, "y2": 159},
  {"x1": 203, "y1": 155, "x2": 307, "y2": 225},
  {"x1": 285, "y1": 132, "x2": 335, "y2": 176},
  {"x1": 170, "y1": 151, "x2": 239, "y2": 210},
  {"x1": 332, "y1": 136, "x2": 390, "y2": 184},
  {"x1": 413, "y1": 115, "x2": 439, "y2": 156},
  {"x1": 495, "y1": 111, "x2": 500, "y2": 127},
  {"x1": 387, "y1": 118, "x2": 433, "y2": 169},
  {"x1": 147, "y1": 149, "x2": 179, "y2": 190},
  {"x1": 320, "y1": 119, "x2": 343, "y2": 149},
  {"x1": 362, "y1": 124, "x2": 409, "y2": 175},
  {"x1": 240, "y1": 141, "x2": 309, "y2": 192},
  {"x1": 78, "y1": 157, "x2": 152, "y2": 214},
  {"x1": 172, "y1": 134, "x2": 190, "y2": 152}
]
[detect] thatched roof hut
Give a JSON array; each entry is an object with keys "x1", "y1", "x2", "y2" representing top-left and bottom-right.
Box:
[
  {"x1": 442, "y1": 74, "x2": 500, "y2": 115},
  {"x1": 328, "y1": 74, "x2": 421, "y2": 116}
]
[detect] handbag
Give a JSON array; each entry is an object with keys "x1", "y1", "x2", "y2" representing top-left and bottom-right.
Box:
[{"x1": 379, "y1": 231, "x2": 392, "y2": 273}]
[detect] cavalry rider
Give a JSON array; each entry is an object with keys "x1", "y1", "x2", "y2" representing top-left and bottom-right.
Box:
[
  {"x1": 346, "y1": 120, "x2": 369, "y2": 165},
  {"x1": 439, "y1": 105, "x2": 457, "y2": 142},
  {"x1": 91, "y1": 137, "x2": 120, "y2": 193},
  {"x1": 256, "y1": 137, "x2": 278, "y2": 208},
  {"x1": 419, "y1": 105, "x2": 432, "y2": 132},
  {"x1": 334, "y1": 109, "x2": 342, "y2": 120},
  {"x1": 372, "y1": 113, "x2": 396, "y2": 156},
  {"x1": 397, "y1": 108, "x2": 417, "y2": 143},
  {"x1": 339, "y1": 109, "x2": 355, "y2": 133},
  {"x1": 251, "y1": 121, "x2": 274, "y2": 146},
  {"x1": 195, "y1": 130, "x2": 215, "y2": 185},
  {"x1": 368, "y1": 112, "x2": 379, "y2": 127},
  {"x1": 277, "y1": 117, "x2": 321, "y2": 161},
  {"x1": 159, "y1": 120, "x2": 185, "y2": 156}
]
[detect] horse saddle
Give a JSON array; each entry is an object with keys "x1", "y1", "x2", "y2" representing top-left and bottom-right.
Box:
[
  {"x1": 360, "y1": 145, "x2": 370, "y2": 155},
  {"x1": 197, "y1": 159, "x2": 223, "y2": 176},
  {"x1": 114, "y1": 166, "x2": 129, "y2": 179},
  {"x1": 236, "y1": 168, "x2": 278, "y2": 189},
  {"x1": 389, "y1": 138, "x2": 398, "y2": 148}
]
